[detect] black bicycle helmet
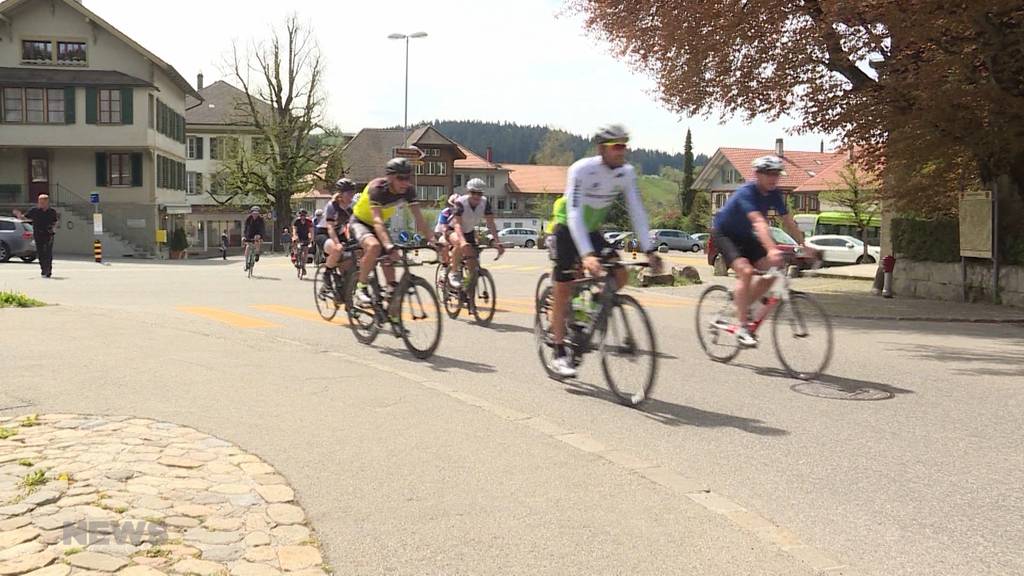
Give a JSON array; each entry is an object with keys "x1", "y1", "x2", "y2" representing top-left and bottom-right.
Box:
[
  {"x1": 333, "y1": 178, "x2": 356, "y2": 192},
  {"x1": 385, "y1": 157, "x2": 413, "y2": 175}
]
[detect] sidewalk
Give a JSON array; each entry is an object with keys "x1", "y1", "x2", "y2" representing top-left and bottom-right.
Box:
[{"x1": 811, "y1": 263, "x2": 877, "y2": 280}]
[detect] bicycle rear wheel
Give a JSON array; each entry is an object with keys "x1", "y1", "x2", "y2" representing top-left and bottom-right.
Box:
[
  {"x1": 534, "y1": 271, "x2": 551, "y2": 307},
  {"x1": 695, "y1": 285, "x2": 741, "y2": 363},
  {"x1": 773, "y1": 292, "x2": 833, "y2": 380},
  {"x1": 600, "y1": 295, "x2": 658, "y2": 407},
  {"x1": 471, "y1": 269, "x2": 497, "y2": 326},
  {"x1": 346, "y1": 278, "x2": 380, "y2": 345},
  {"x1": 247, "y1": 250, "x2": 255, "y2": 278},
  {"x1": 313, "y1": 264, "x2": 339, "y2": 321},
  {"x1": 399, "y1": 276, "x2": 442, "y2": 359},
  {"x1": 442, "y1": 275, "x2": 462, "y2": 320}
]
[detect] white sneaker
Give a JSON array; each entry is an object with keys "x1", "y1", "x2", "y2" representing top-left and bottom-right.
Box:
[
  {"x1": 549, "y1": 355, "x2": 577, "y2": 378},
  {"x1": 736, "y1": 328, "x2": 758, "y2": 348},
  {"x1": 355, "y1": 286, "x2": 373, "y2": 306},
  {"x1": 448, "y1": 272, "x2": 463, "y2": 289}
]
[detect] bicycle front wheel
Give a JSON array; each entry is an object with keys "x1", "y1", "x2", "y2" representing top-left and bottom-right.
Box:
[
  {"x1": 695, "y1": 285, "x2": 741, "y2": 363},
  {"x1": 399, "y1": 276, "x2": 443, "y2": 359},
  {"x1": 471, "y1": 269, "x2": 497, "y2": 326},
  {"x1": 773, "y1": 292, "x2": 833, "y2": 380},
  {"x1": 600, "y1": 295, "x2": 658, "y2": 407},
  {"x1": 313, "y1": 264, "x2": 339, "y2": 321},
  {"x1": 534, "y1": 271, "x2": 551, "y2": 308}
]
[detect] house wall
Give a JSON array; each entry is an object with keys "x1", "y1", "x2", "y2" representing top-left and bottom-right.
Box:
[
  {"x1": 184, "y1": 128, "x2": 260, "y2": 206},
  {"x1": 894, "y1": 259, "x2": 1024, "y2": 308}
]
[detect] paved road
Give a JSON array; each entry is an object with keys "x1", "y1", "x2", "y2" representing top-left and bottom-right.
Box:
[{"x1": 2, "y1": 250, "x2": 1022, "y2": 576}]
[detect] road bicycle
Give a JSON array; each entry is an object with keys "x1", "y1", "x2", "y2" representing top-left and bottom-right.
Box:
[
  {"x1": 435, "y1": 245, "x2": 502, "y2": 326},
  {"x1": 695, "y1": 253, "x2": 833, "y2": 380},
  {"x1": 347, "y1": 243, "x2": 443, "y2": 359},
  {"x1": 244, "y1": 239, "x2": 261, "y2": 278},
  {"x1": 534, "y1": 250, "x2": 658, "y2": 407},
  {"x1": 313, "y1": 241, "x2": 361, "y2": 322},
  {"x1": 292, "y1": 240, "x2": 311, "y2": 280}
]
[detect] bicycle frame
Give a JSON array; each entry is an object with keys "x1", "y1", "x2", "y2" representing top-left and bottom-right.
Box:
[{"x1": 355, "y1": 245, "x2": 438, "y2": 333}]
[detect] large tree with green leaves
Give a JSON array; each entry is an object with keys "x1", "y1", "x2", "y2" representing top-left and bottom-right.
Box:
[
  {"x1": 681, "y1": 129, "x2": 696, "y2": 214},
  {"x1": 571, "y1": 1, "x2": 1024, "y2": 216},
  {"x1": 216, "y1": 15, "x2": 342, "y2": 249},
  {"x1": 533, "y1": 130, "x2": 576, "y2": 166}
]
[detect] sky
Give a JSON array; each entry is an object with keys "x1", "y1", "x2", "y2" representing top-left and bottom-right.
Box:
[{"x1": 86, "y1": 0, "x2": 832, "y2": 157}]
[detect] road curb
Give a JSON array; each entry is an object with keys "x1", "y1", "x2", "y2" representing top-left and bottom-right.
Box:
[{"x1": 832, "y1": 314, "x2": 1024, "y2": 324}]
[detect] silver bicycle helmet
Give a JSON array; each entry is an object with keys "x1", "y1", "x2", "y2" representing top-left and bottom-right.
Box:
[
  {"x1": 594, "y1": 124, "x2": 630, "y2": 144},
  {"x1": 466, "y1": 178, "x2": 486, "y2": 192},
  {"x1": 752, "y1": 155, "x2": 784, "y2": 173}
]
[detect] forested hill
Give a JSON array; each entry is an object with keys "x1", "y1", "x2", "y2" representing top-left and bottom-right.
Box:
[{"x1": 428, "y1": 120, "x2": 709, "y2": 174}]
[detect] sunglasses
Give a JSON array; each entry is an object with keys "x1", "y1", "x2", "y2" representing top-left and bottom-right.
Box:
[
  {"x1": 396, "y1": 175, "x2": 412, "y2": 182},
  {"x1": 601, "y1": 142, "x2": 628, "y2": 150},
  {"x1": 469, "y1": 190, "x2": 483, "y2": 195}
]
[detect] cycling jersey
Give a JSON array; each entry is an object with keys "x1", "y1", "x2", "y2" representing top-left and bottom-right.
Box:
[
  {"x1": 351, "y1": 178, "x2": 417, "y2": 225},
  {"x1": 243, "y1": 215, "x2": 265, "y2": 241},
  {"x1": 323, "y1": 200, "x2": 352, "y2": 237},
  {"x1": 434, "y1": 207, "x2": 453, "y2": 234},
  {"x1": 293, "y1": 217, "x2": 313, "y2": 242},
  {"x1": 712, "y1": 182, "x2": 788, "y2": 239},
  {"x1": 545, "y1": 197, "x2": 565, "y2": 234},
  {"x1": 555, "y1": 156, "x2": 651, "y2": 255},
  {"x1": 452, "y1": 195, "x2": 493, "y2": 230}
]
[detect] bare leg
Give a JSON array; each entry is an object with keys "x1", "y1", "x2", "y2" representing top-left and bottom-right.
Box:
[
  {"x1": 732, "y1": 257, "x2": 754, "y2": 327},
  {"x1": 359, "y1": 237, "x2": 380, "y2": 284},
  {"x1": 551, "y1": 280, "x2": 573, "y2": 345}
]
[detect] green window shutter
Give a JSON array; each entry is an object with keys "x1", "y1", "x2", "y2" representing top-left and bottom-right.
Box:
[
  {"x1": 157, "y1": 156, "x2": 163, "y2": 188},
  {"x1": 196, "y1": 137, "x2": 204, "y2": 159},
  {"x1": 121, "y1": 88, "x2": 133, "y2": 124},
  {"x1": 130, "y1": 153, "x2": 143, "y2": 187},
  {"x1": 95, "y1": 152, "x2": 108, "y2": 186},
  {"x1": 85, "y1": 87, "x2": 97, "y2": 124},
  {"x1": 64, "y1": 87, "x2": 76, "y2": 124}
]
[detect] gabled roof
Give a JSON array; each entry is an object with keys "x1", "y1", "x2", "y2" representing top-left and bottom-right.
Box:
[
  {"x1": 341, "y1": 125, "x2": 467, "y2": 184},
  {"x1": 503, "y1": 164, "x2": 568, "y2": 195},
  {"x1": 693, "y1": 146, "x2": 844, "y2": 191},
  {"x1": 185, "y1": 80, "x2": 271, "y2": 127},
  {"x1": 0, "y1": 0, "x2": 201, "y2": 100},
  {"x1": 793, "y1": 153, "x2": 879, "y2": 192},
  {"x1": 0, "y1": 67, "x2": 153, "y2": 88},
  {"x1": 454, "y1": 146, "x2": 501, "y2": 171}
]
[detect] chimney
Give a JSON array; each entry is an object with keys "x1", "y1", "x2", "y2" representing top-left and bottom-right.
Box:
[
  {"x1": 775, "y1": 138, "x2": 784, "y2": 157},
  {"x1": 485, "y1": 146, "x2": 493, "y2": 163},
  {"x1": 197, "y1": 72, "x2": 204, "y2": 90}
]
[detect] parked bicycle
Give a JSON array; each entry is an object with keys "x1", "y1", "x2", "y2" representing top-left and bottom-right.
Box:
[
  {"x1": 695, "y1": 252, "x2": 833, "y2": 380},
  {"x1": 435, "y1": 245, "x2": 502, "y2": 326},
  {"x1": 347, "y1": 242, "x2": 443, "y2": 359},
  {"x1": 534, "y1": 249, "x2": 658, "y2": 407}
]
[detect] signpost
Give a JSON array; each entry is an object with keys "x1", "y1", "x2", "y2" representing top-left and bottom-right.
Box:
[{"x1": 959, "y1": 188, "x2": 997, "y2": 302}]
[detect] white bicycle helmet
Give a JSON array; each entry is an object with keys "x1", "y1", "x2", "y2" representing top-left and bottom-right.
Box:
[
  {"x1": 594, "y1": 124, "x2": 630, "y2": 144},
  {"x1": 752, "y1": 155, "x2": 784, "y2": 173},
  {"x1": 466, "y1": 178, "x2": 486, "y2": 192}
]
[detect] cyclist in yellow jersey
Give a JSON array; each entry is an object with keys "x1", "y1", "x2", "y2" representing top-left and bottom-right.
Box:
[{"x1": 348, "y1": 157, "x2": 433, "y2": 305}]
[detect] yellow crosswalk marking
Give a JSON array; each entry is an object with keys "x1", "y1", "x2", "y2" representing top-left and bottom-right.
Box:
[
  {"x1": 487, "y1": 264, "x2": 519, "y2": 271},
  {"x1": 251, "y1": 304, "x2": 345, "y2": 324},
  {"x1": 177, "y1": 307, "x2": 281, "y2": 329}
]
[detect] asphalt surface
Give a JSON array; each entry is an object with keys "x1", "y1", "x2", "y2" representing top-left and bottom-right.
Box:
[{"x1": 2, "y1": 250, "x2": 1022, "y2": 576}]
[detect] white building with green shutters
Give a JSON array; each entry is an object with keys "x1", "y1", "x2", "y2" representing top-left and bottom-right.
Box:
[{"x1": 0, "y1": 0, "x2": 201, "y2": 256}]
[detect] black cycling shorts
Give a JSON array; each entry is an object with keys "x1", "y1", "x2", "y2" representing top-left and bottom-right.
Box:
[
  {"x1": 553, "y1": 224, "x2": 615, "y2": 282},
  {"x1": 712, "y1": 229, "x2": 767, "y2": 266}
]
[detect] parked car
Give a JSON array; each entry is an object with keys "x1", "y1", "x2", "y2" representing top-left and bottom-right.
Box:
[
  {"x1": 497, "y1": 227, "x2": 539, "y2": 248},
  {"x1": 706, "y1": 227, "x2": 799, "y2": 276},
  {"x1": 603, "y1": 231, "x2": 633, "y2": 249},
  {"x1": 0, "y1": 217, "x2": 36, "y2": 263},
  {"x1": 806, "y1": 234, "x2": 880, "y2": 265},
  {"x1": 649, "y1": 229, "x2": 702, "y2": 252},
  {"x1": 691, "y1": 232, "x2": 710, "y2": 251}
]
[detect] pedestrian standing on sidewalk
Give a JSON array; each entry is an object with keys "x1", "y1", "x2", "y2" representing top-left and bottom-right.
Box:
[
  {"x1": 13, "y1": 194, "x2": 59, "y2": 278},
  {"x1": 220, "y1": 230, "x2": 229, "y2": 260}
]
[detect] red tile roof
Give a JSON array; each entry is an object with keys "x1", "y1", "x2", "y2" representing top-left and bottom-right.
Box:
[
  {"x1": 454, "y1": 146, "x2": 499, "y2": 170},
  {"x1": 793, "y1": 153, "x2": 879, "y2": 192},
  {"x1": 717, "y1": 148, "x2": 845, "y2": 190},
  {"x1": 503, "y1": 164, "x2": 568, "y2": 195}
]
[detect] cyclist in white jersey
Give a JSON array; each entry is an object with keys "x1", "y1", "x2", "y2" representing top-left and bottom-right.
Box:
[
  {"x1": 547, "y1": 124, "x2": 660, "y2": 378},
  {"x1": 447, "y1": 179, "x2": 504, "y2": 288}
]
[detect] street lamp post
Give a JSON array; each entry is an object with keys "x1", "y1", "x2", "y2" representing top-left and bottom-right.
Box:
[{"x1": 387, "y1": 32, "x2": 428, "y2": 136}]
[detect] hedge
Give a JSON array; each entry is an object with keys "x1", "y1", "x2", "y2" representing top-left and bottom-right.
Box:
[{"x1": 891, "y1": 217, "x2": 960, "y2": 262}]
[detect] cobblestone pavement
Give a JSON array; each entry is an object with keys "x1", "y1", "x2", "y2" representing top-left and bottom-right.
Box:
[{"x1": 0, "y1": 414, "x2": 327, "y2": 576}]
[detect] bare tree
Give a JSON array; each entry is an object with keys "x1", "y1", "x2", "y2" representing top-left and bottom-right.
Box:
[
  {"x1": 821, "y1": 164, "x2": 879, "y2": 260},
  {"x1": 214, "y1": 15, "x2": 341, "y2": 250}
]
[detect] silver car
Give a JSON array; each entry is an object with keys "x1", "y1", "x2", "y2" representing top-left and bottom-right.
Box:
[
  {"x1": 649, "y1": 229, "x2": 702, "y2": 252},
  {"x1": 0, "y1": 217, "x2": 36, "y2": 263},
  {"x1": 497, "y1": 227, "x2": 539, "y2": 248}
]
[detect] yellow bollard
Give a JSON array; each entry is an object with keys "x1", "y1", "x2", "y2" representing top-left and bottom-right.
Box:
[{"x1": 93, "y1": 240, "x2": 102, "y2": 263}]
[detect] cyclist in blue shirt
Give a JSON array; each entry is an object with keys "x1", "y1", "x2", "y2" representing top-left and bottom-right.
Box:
[{"x1": 711, "y1": 155, "x2": 811, "y2": 347}]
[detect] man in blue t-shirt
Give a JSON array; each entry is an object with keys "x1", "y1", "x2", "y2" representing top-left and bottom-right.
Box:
[{"x1": 711, "y1": 155, "x2": 810, "y2": 346}]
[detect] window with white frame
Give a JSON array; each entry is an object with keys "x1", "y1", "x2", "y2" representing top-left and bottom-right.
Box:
[
  {"x1": 187, "y1": 172, "x2": 202, "y2": 195},
  {"x1": 485, "y1": 174, "x2": 495, "y2": 188},
  {"x1": 415, "y1": 161, "x2": 447, "y2": 176},
  {"x1": 423, "y1": 148, "x2": 440, "y2": 157},
  {"x1": 416, "y1": 185, "x2": 446, "y2": 201},
  {"x1": 187, "y1": 136, "x2": 199, "y2": 159},
  {"x1": 454, "y1": 174, "x2": 463, "y2": 188}
]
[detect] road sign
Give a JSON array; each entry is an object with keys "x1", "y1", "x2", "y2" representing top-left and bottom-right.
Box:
[
  {"x1": 393, "y1": 147, "x2": 424, "y2": 160},
  {"x1": 93, "y1": 213, "x2": 103, "y2": 235},
  {"x1": 89, "y1": 193, "x2": 100, "y2": 204}
]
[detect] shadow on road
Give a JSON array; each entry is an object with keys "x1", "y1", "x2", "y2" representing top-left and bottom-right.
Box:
[
  {"x1": 377, "y1": 348, "x2": 497, "y2": 374},
  {"x1": 248, "y1": 275, "x2": 282, "y2": 281},
  {"x1": 883, "y1": 342, "x2": 1024, "y2": 378},
  {"x1": 479, "y1": 321, "x2": 535, "y2": 335},
  {"x1": 563, "y1": 380, "x2": 788, "y2": 436},
  {"x1": 738, "y1": 364, "x2": 914, "y2": 401}
]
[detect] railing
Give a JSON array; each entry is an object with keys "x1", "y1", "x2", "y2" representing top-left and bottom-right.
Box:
[{"x1": 53, "y1": 182, "x2": 156, "y2": 254}]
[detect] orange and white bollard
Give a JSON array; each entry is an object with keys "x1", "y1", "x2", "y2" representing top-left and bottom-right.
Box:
[{"x1": 93, "y1": 240, "x2": 102, "y2": 263}]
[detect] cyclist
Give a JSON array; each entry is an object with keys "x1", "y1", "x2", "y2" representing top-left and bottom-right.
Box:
[
  {"x1": 349, "y1": 158, "x2": 433, "y2": 306},
  {"x1": 447, "y1": 178, "x2": 504, "y2": 288},
  {"x1": 434, "y1": 194, "x2": 457, "y2": 271},
  {"x1": 547, "y1": 124, "x2": 659, "y2": 378},
  {"x1": 242, "y1": 206, "x2": 266, "y2": 271},
  {"x1": 320, "y1": 180, "x2": 358, "y2": 296},
  {"x1": 710, "y1": 155, "x2": 812, "y2": 347},
  {"x1": 291, "y1": 209, "x2": 314, "y2": 270}
]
